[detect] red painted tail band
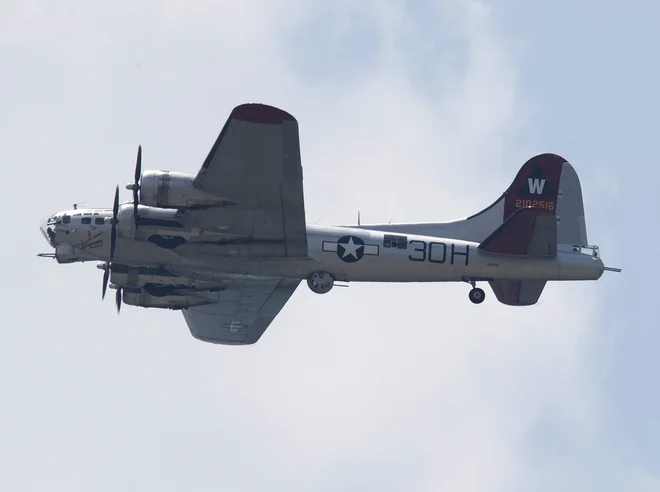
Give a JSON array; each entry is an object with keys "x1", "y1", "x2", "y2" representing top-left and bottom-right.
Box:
[{"x1": 503, "y1": 153, "x2": 566, "y2": 222}]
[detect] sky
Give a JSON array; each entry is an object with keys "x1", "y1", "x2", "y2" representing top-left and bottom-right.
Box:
[{"x1": 1, "y1": 0, "x2": 657, "y2": 490}]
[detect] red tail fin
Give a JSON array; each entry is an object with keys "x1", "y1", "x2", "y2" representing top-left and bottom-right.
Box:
[
  {"x1": 502, "y1": 153, "x2": 564, "y2": 222},
  {"x1": 478, "y1": 207, "x2": 557, "y2": 257}
]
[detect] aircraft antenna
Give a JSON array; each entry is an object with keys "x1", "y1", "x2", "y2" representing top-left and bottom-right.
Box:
[{"x1": 357, "y1": 210, "x2": 361, "y2": 226}]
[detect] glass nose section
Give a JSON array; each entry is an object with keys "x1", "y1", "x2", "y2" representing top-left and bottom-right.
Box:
[{"x1": 39, "y1": 216, "x2": 57, "y2": 247}]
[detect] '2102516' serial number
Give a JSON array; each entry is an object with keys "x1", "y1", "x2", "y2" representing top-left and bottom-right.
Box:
[{"x1": 515, "y1": 199, "x2": 555, "y2": 211}]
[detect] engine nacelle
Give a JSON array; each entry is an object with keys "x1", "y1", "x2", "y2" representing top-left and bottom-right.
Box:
[
  {"x1": 121, "y1": 284, "x2": 212, "y2": 310},
  {"x1": 109, "y1": 265, "x2": 198, "y2": 288},
  {"x1": 139, "y1": 171, "x2": 233, "y2": 209},
  {"x1": 116, "y1": 203, "x2": 186, "y2": 241}
]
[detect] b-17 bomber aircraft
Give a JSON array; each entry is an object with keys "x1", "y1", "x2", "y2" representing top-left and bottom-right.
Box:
[{"x1": 39, "y1": 103, "x2": 621, "y2": 345}]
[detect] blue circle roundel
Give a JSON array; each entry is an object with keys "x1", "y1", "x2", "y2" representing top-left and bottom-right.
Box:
[{"x1": 336, "y1": 235, "x2": 365, "y2": 263}]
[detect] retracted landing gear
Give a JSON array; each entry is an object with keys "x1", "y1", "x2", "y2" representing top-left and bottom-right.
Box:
[
  {"x1": 462, "y1": 276, "x2": 485, "y2": 304},
  {"x1": 307, "y1": 271, "x2": 335, "y2": 294},
  {"x1": 148, "y1": 235, "x2": 187, "y2": 249}
]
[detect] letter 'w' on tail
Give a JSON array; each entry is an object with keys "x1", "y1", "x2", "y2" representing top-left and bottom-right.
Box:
[{"x1": 527, "y1": 177, "x2": 546, "y2": 195}]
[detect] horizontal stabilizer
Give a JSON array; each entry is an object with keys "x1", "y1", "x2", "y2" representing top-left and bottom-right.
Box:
[
  {"x1": 478, "y1": 207, "x2": 557, "y2": 257},
  {"x1": 489, "y1": 280, "x2": 547, "y2": 306}
]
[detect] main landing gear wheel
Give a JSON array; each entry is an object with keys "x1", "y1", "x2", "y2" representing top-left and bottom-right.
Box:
[
  {"x1": 307, "y1": 271, "x2": 335, "y2": 294},
  {"x1": 469, "y1": 287, "x2": 485, "y2": 304}
]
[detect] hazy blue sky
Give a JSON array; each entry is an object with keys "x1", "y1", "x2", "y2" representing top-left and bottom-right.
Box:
[{"x1": 1, "y1": 1, "x2": 657, "y2": 490}]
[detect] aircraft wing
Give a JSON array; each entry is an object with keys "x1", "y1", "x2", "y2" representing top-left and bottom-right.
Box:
[
  {"x1": 182, "y1": 276, "x2": 300, "y2": 345},
  {"x1": 190, "y1": 103, "x2": 307, "y2": 257}
]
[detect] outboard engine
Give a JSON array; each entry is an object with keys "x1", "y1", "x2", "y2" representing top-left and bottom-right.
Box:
[
  {"x1": 121, "y1": 285, "x2": 213, "y2": 310},
  {"x1": 139, "y1": 171, "x2": 233, "y2": 209}
]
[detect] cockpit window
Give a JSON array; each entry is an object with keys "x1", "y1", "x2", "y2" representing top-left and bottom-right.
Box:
[
  {"x1": 81, "y1": 217, "x2": 91, "y2": 224},
  {"x1": 94, "y1": 217, "x2": 104, "y2": 225},
  {"x1": 62, "y1": 214, "x2": 71, "y2": 224}
]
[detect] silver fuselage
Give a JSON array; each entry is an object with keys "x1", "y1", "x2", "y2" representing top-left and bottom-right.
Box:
[{"x1": 40, "y1": 211, "x2": 604, "y2": 284}]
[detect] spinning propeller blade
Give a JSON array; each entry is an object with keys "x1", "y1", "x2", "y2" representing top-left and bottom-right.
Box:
[
  {"x1": 110, "y1": 185, "x2": 119, "y2": 260},
  {"x1": 133, "y1": 145, "x2": 141, "y2": 218},
  {"x1": 115, "y1": 287, "x2": 122, "y2": 314},
  {"x1": 101, "y1": 265, "x2": 110, "y2": 299},
  {"x1": 101, "y1": 185, "x2": 120, "y2": 303},
  {"x1": 102, "y1": 146, "x2": 142, "y2": 312}
]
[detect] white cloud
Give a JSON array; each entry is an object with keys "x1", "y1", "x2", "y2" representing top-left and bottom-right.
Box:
[{"x1": 0, "y1": 0, "x2": 625, "y2": 490}]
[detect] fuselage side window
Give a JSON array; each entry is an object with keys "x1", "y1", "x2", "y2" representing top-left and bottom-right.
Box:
[
  {"x1": 94, "y1": 217, "x2": 104, "y2": 225},
  {"x1": 383, "y1": 234, "x2": 408, "y2": 249},
  {"x1": 62, "y1": 214, "x2": 71, "y2": 224},
  {"x1": 81, "y1": 217, "x2": 91, "y2": 224}
]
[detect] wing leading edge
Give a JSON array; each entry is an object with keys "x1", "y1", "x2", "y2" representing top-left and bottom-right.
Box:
[
  {"x1": 182, "y1": 277, "x2": 300, "y2": 345},
  {"x1": 191, "y1": 103, "x2": 308, "y2": 258}
]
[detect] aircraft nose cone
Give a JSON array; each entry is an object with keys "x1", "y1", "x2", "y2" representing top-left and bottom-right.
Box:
[{"x1": 39, "y1": 217, "x2": 56, "y2": 247}]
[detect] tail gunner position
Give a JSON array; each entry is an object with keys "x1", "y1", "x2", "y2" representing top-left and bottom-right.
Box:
[{"x1": 38, "y1": 103, "x2": 621, "y2": 345}]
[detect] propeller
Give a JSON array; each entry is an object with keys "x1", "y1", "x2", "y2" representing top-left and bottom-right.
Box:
[
  {"x1": 99, "y1": 185, "x2": 120, "y2": 302},
  {"x1": 98, "y1": 262, "x2": 114, "y2": 302},
  {"x1": 110, "y1": 185, "x2": 119, "y2": 260},
  {"x1": 115, "y1": 287, "x2": 122, "y2": 313},
  {"x1": 98, "y1": 264, "x2": 122, "y2": 314},
  {"x1": 101, "y1": 264, "x2": 110, "y2": 299},
  {"x1": 101, "y1": 146, "x2": 140, "y2": 311},
  {"x1": 126, "y1": 145, "x2": 142, "y2": 228}
]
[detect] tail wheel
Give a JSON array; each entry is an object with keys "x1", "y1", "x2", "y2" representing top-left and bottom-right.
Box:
[{"x1": 469, "y1": 287, "x2": 485, "y2": 304}]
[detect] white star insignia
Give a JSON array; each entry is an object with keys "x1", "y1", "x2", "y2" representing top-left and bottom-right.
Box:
[{"x1": 340, "y1": 237, "x2": 363, "y2": 259}]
